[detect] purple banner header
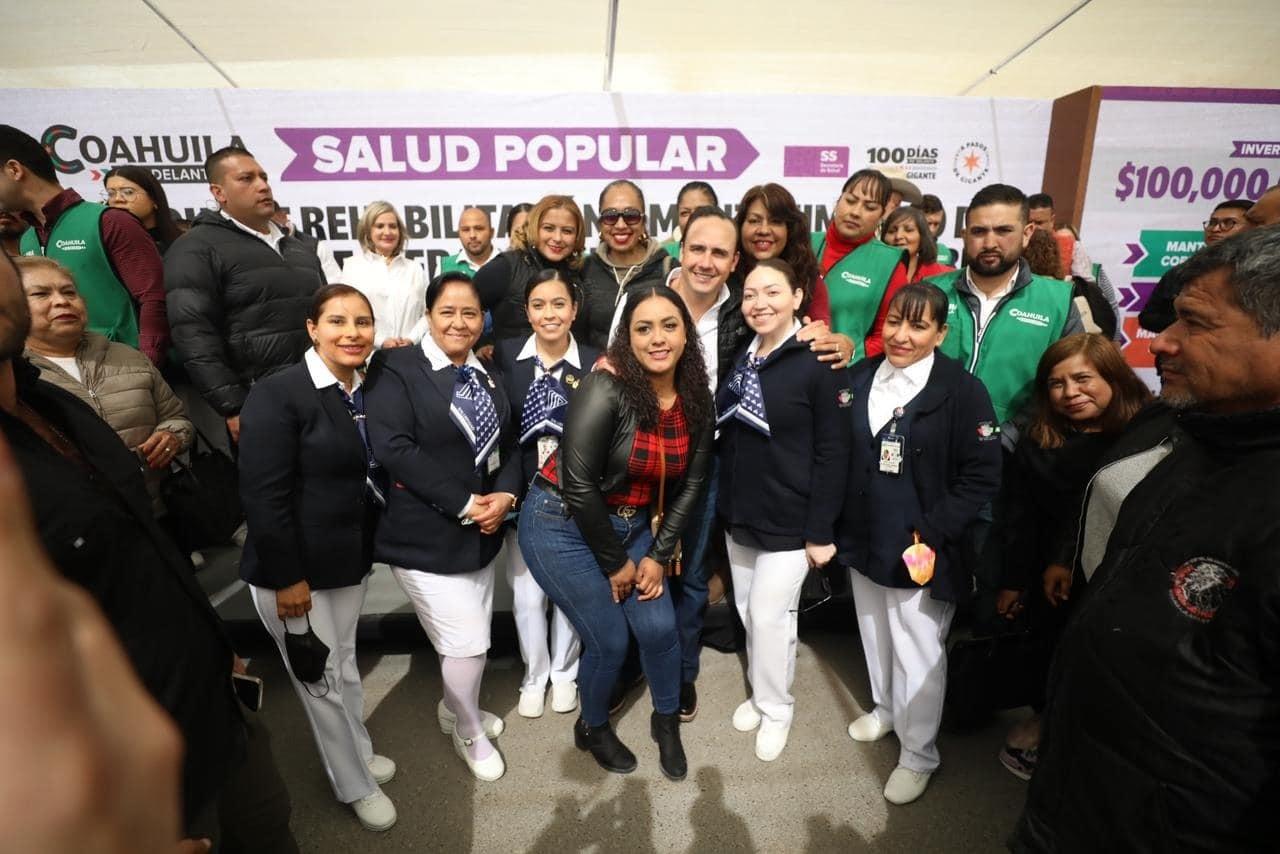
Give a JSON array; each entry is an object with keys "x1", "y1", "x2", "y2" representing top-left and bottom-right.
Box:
[
  {"x1": 1102, "y1": 86, "x2": 1280, "y2": 105},
  {"x1": 1231, "y1": 140, "x2": 1280, "y2": 158},
  {"x1": 275, "y1": 127, "x2": 759, "y2": 181}
]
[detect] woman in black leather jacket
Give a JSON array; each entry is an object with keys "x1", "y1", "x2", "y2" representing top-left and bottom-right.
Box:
[{"x1": 517, "y1": 284, "x2": 713, "y2": 782}]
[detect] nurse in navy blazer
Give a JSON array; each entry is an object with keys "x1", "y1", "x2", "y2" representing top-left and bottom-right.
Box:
[
  {"x1": 364, "y1": 272, "x2": 522, "y2": 783},
  {"x1": 837, "y1": 282, "x2": 1001, "y2": 806},
  {"x1": 239, "y1": 283, "x2": 398, "y2": 832},
  {"x1": 494, "y1": 268, "x2": 600, "y2": 719},
  {"x1": 716, "y1": 258, "x2": 851, "y2": 763}
]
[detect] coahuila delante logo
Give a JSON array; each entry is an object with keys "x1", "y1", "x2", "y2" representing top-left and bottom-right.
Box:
[
  {"x1": 840, "y1": 271, "x2": 873, "y2": 288},
  {"x1": 1009, "y1": 308, "x2": 1050, "y2": 328},
  {"x1": 41, "y1": 125, "x2": 246, "y2": 182},
  {"x1": 274, "y1": 127, "x2": 759, "y2": 181},
  {"x1": 54, "y1": 238, "x2": 87, "y2": 251},
  {"x1": 953, "y1": 141, "x2": 991, "y2": 184}
]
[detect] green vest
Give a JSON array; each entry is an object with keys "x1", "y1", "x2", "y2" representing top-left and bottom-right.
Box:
[
  {"x1": 930, "y1": 269, "x2": 1073, "y2": 424},
  {"x1": 439, "y1": 250, "x2": 490, "y2": 277},
  {"x1": 936, "y1": 242, "x2": 957, "y2": 266},
  {"x1": 661, "y1": 238, "x2": 680, "y2": 259},
  {"x1": 810, "y1": 232, "x2": 904, "y2": 361},
  {"x1": 20, "y1": 201, "x2": 139, "y2": 348}
]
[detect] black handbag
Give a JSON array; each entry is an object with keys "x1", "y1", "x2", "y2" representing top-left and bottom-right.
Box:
[
  {"x1": 943, "y1": 628, "x2": 1039, "y2": 730},
  {"x1": 160, "y1": 427, "x2": 242, "y2": 553}
]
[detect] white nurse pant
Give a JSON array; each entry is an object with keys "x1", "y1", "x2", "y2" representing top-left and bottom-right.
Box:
[
  {"x1": 504, "y1": 528, "x2": 580, "y2": 693},
  {"x1": 250, "y1": 580, "x2": 377, "y2": 804},
  {"x1": 726, "y1": 534, "x2": 810, "y2": 726},
  {"x1": 849, "y1": 569, "x2": 955, "y2": 773}
]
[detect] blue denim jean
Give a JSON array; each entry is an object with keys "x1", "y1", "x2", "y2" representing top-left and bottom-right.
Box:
[
  {"x1": 670, "y1": 456, "x2": 718, "y2": 684},
  {"x1": 518, "y1": 482, "x2": 680, "y2": 726}
]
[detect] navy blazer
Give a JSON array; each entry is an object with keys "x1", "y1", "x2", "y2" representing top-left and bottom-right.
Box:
[
  {"x1": 238, "y1": 359, "x2": 381, "y2": 591},
  {"x1": 837, "y1": 352, "x2": 1002, "y2": 602},
  {"x1": 493, "y1": 336, "x2": 601, "y2": 492},
  {"x1": 716, "y1": 336, "x2": 852, "y2": 548},
  {"x1": 364, "y1": 345, "x2": 523, "y2": 573}
]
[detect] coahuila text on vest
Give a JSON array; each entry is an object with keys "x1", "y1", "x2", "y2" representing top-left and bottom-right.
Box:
[{"x1": 1008, "y1": 308, "x2": 1051, "y2": 328}]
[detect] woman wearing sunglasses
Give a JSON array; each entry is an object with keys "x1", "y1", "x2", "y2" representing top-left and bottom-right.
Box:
[{"x1": 579, "y1": 180, "x2": 676, "y2": 349}]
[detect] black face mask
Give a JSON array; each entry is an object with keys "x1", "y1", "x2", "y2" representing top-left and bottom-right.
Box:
[{"x1": 284, "y1": 615, "x2": 330, "y2": 684}]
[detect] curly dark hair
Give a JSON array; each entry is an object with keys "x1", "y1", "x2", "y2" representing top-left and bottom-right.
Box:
[
  {"x1": 734, "y1": 183, "x2": 822, "y2": 314},
  {"x1": 606, "y1": 285, "x2": 713, "y2": 431}
]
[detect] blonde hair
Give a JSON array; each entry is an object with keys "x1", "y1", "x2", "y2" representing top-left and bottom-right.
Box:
[
  {"x1": 13, "y1": 255, "x2": 76, "y2": 284},
  {"x1": 355, "y1": 200, "x2": 407, "y2": 257},
  {"x1": 520, "y1": 195, "x2": 586, "y2": 270}
]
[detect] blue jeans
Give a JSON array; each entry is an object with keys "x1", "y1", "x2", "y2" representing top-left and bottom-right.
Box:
[
  {"x1": 670, "y1": 456, "x2": 718, "y2": 684},
  {"x1": 518, "y1": 483, "x2": 680, "y2": 726}
]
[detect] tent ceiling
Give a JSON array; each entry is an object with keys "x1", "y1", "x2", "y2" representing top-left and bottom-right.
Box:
[{"x1": 3, "y1": 0, "x2": 1278, "y2": 98}]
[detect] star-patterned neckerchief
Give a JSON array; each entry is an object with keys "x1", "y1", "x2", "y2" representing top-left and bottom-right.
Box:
[
  {"x1": 450, "y1": 365, "x2": 500, "y2": 469},
  {"x1": 717, "y1": 354, "x2": 770, "y2": 436},
  {"x1": 519, "y1": 356, "x2": 570, "y2": 443}
]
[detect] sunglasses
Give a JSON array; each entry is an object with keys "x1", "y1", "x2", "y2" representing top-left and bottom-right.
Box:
[{"x1": 600, "y1": 208, "x2": 643, "y2": 227}]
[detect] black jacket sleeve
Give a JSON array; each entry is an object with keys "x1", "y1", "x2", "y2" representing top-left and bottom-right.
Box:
[
  {"x1": 915, "y1": 378, "x2": 1003, "y2": 551},
  {"x1": 237, "y1": 381, "x2": 305, "y2": 588},
  {"x1": 648, "y1": 412, "x2": 712, "y2": 565},
  {"x1": 991, "y1": 442, "x2": 1037, "y2": 591},
  {"x1": 804, "y1": 365, "x2": 853, "y2": 544},
  {"x1": 559, "y1": 372, "x2": 629, "y2": 574},
  {"x1": 473, "y1": 252, "x2": 513, "y2": 313},
  {"x1": 163, "y1": 239, "x2": 247, "y2": 416}
]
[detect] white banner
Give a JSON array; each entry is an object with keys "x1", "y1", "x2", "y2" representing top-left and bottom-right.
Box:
[
  {"x1": 1080, "y1": 87, "x2": 1280, "y2": 385},
  {"x1": 2, "y1": 88, "x2": 1051, "y2": 273}
]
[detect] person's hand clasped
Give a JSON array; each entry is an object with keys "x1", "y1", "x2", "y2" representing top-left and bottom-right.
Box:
[
  {"x1": 469, "y1": 493, "x2": 514, "y2": 535},
  {"x1": 996, "y1": 588, "x2": 1025, "y2": 619},
  {"x1": 804, "y1": 541, "x2": 837, "y2": 569},
  {"x1": 1042, "y1": 564, "x2": 1072, "y2": 607},
  {"x1": 276, "y1": 579, "x2": 312, "y2": 620},
  {"x1": 137, "y1": 429, "x2": 182, "y2": 470},
  {"x1": 797, "y1": 317, "x2": 854, "y2": 370},
  {"x1": 635, "y1": 557, "x2": 666, "y2": 601},
  {"x1": 610, "y1": 560, "x2": 638, "y2": 603}
]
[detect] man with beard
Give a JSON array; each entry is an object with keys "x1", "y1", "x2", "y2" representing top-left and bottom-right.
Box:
[
  {"x1": 441, "y1": 207, "x2": 497, "y2": 275},
  {"x1": 0, "y1": 208, "x2": 25, "y2": 256},
  {"x1": 929, "y1": 184, "x2": 1083, "y2": 447},
  {"x1": 0, "y1": 251, "x2": 298, "y2": 850},
  {"x1": 1013, "y1": 225, "x2": 1280, "y2": 852}
]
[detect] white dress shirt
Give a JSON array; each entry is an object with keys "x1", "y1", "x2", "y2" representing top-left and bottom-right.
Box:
[
  {"x1": 303, "y1": 346, "x2": 361, "y2": 394},
  {"x1": 867, "y1": 352, "x2": 934, "y2": 436},
  {"x1": 515, "y1": 334, "x2": 583, "y2": 376},
  {"x1": 966, "y1": 266, "x2": 1018, "y2": 333},
  {"x1": 341, "y1": 250, "x2": 429, "y2": 346},
  {"x1": 220, "y1": 210, "x2": 284, "y2": 253}
]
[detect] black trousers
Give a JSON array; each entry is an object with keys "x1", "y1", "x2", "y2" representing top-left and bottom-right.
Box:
[{"x1": 189, "y1": 709, "x2": 298, "y2": 854}]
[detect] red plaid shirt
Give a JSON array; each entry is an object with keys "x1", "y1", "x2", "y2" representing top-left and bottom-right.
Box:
[{"x1": 539, "y1": 399, "x2": 691, "y2": 508}]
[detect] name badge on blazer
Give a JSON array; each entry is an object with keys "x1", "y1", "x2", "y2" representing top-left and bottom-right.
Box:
[{"x1": 879, "y1": 433, "x2": 904, "y2": 476}]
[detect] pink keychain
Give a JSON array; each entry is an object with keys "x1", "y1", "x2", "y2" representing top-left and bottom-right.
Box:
[{"x1": 902, "y1": 531, "x2": 936, "y2": 586}]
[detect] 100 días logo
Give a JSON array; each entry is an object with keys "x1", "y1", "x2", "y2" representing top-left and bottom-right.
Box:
[
  {"x1": 40, "y1": 124, "x2": 246, "y2": 183},
  {"x1": 953, "y1": 141, "x2": 991, "y2": 184}
]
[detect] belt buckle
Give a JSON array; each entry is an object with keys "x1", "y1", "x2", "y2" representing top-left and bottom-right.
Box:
[{"x1": 616, "y1": 505, "x2": 637, "y2": 520}]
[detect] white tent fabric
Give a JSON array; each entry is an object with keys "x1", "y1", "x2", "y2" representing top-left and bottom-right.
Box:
[{"x1": 3, "y1": 0, "x2": 1277, "y2": 97}]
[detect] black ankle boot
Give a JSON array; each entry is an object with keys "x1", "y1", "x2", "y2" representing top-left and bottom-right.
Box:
[
  {"x1": 650, "y1": 711, "x2": 687, "y2": 781},
  {"x1": 574, "y1": 718, "x2": 637, "y2": 774}
]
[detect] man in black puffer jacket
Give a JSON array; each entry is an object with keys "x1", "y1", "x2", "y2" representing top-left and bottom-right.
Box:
[
  {"x1": 1013, "y1": 226, "x2": 1280, "y2": 853},
  {"x1": 164, "y1": 146, "x2": 323, "y2": 443}
]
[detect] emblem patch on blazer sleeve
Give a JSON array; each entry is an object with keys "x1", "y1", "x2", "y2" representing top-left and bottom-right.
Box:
[{"x1": 1169, "y1": 557, "x2": 1238, "y2": 623}]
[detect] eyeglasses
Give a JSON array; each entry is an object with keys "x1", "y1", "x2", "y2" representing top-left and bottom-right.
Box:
[
  {"x1": 102, "y1": 188, "x2": 142, "y2": 201},
  {"x1": 1204, "y1": 218, "x2": 1242, "y2": 231},
  {"x1": 599, "y1": 208, "x2": 643, "y2": 227}
]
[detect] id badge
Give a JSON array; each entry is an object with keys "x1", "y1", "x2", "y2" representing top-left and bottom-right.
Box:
[
  {"x1": 879, "y1": 433, "x2": 904, "y2": 476},
  {"x1": 536, "y1": 436, "x2": 559, "y2": 469},
  {"x1": 486, "y1": 450, "x2": 501, "y2": 475}
]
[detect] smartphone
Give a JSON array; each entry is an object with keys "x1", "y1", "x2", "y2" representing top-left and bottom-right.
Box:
[{"x1": 232, "y1": 672, "x2": 264, "y2": 712}]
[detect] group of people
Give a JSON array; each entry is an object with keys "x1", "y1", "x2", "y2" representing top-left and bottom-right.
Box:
[{"x1": 3, "y1": 113, "x2": 1280, "y2": 852}]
